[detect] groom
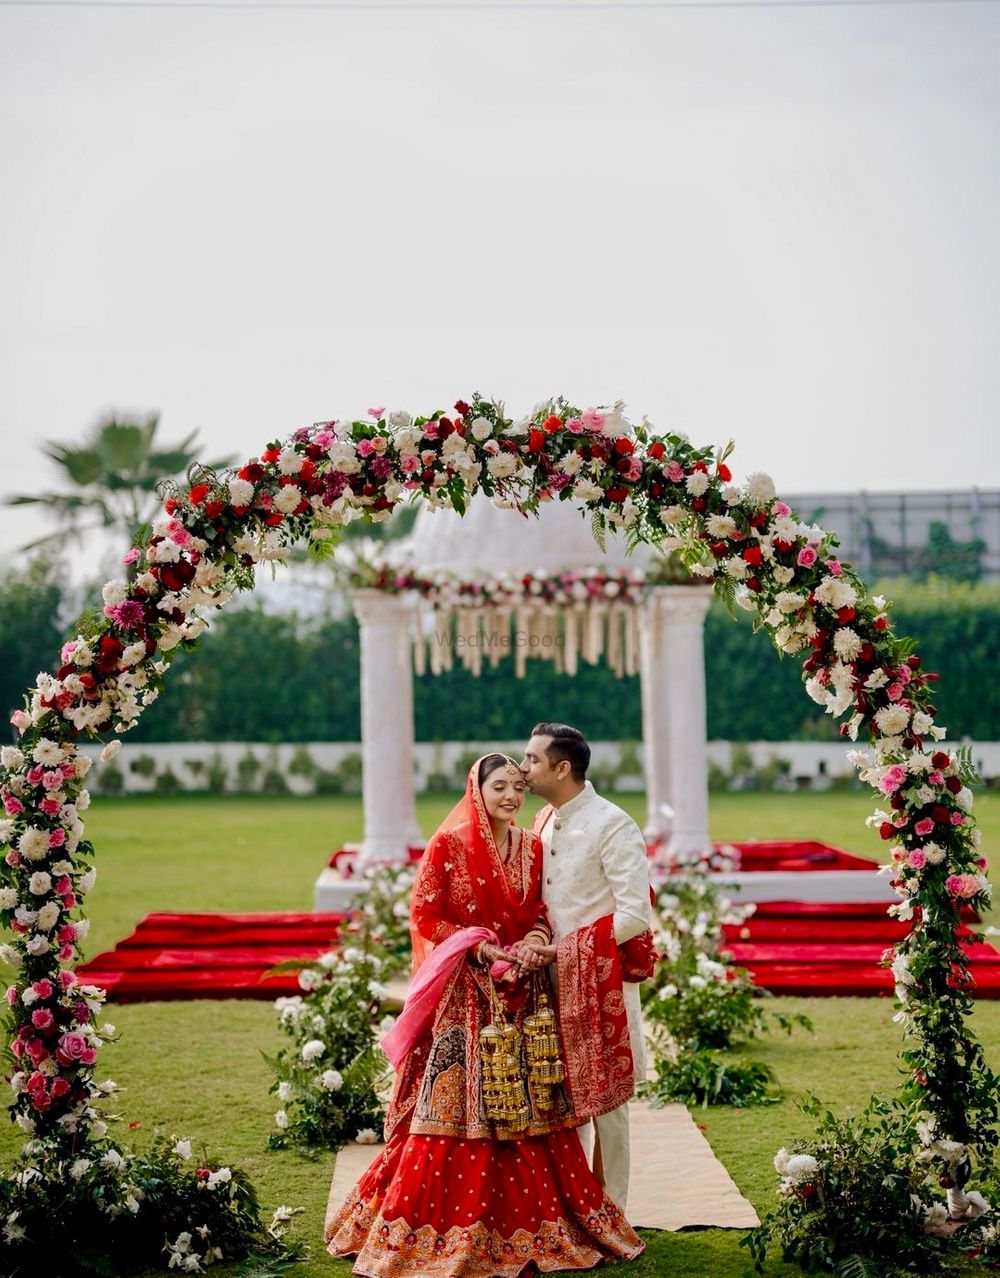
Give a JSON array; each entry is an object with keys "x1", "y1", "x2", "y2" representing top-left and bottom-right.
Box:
[{"x1": 518, "y1": 722, "x2": 652, "y2": 1211}]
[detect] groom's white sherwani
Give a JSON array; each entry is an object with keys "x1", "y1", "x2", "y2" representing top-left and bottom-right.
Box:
[{"x1": 535, "y1": 780, "x2": 652, "y2": 1208}]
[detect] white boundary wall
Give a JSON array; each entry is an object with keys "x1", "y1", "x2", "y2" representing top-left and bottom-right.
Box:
[{"x1": 78, "y1": 739, "x2": 1000, "y2": 794}]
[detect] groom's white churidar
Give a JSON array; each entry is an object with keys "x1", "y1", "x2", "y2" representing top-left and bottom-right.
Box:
[{"x1": 532, "y1": 780, "x2": 652, "y2": 1210}]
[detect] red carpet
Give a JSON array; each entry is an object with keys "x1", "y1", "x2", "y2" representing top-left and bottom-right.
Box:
[
  {"x1": 78, "y1": 911, "x2": 347, "y2": 1002},
  {"x1": 77, "y1": 843, "x2": 1000, "y2": 1001}
]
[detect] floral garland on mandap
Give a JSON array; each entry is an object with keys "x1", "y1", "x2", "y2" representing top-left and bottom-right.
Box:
[
  {"x1": 339, "y1": 554, "x2": 698, "y2": 677},
  {"x1": 0, "y1": 392, "x2": 995, "y2": 1262}
]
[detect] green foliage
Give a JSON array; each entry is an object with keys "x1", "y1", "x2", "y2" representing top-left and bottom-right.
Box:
[
  {"x1": 0, "y1": 557, "x2": 67, "y2": 726},
  {"x1": 912, "y1": 523, "x2": 986, "y2": 584},
  {"x1": 742, "y1": 1095, "x2": 952, "y2": 1275},
  {"x1": 128, "y1": 753, "x2": 157, "y2": 779},
  {"x1": 153, "y1": 767, "x2": 182, "y2": 795},
  {"x1": 94, "y1": 760, "x2": 125, "y2": 796},
  {"x1": 0, "y1": 1132, "x2": 301, "y2": 1277},
  {"x1": 645, "y1": 1049, "x2": 779, "y2": 1108}
]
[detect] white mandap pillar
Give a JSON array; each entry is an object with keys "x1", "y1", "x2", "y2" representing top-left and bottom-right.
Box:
[
  {"x1": 638, "y1": 590, "x2": 672, "y2": 840},
  {"x1": 351, "y1": 588, "x2": 423, "y2": 868},
  {"x1": 658, "y1": 585, "x2": 713, "y2": 861}
]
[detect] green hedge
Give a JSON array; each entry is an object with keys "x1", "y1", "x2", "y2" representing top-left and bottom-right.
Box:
[{"x1": 2, "y1": 564, "x2": 996, "y2": 744}]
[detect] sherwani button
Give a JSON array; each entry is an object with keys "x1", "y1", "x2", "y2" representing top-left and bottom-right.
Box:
[{"x1": 554, "y1": 820, "x2": 562, "y2": 829}]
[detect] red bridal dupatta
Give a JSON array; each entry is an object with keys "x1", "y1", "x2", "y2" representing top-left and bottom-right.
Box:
[{"x1": 381, "y1": 758, "x2": 578, "y2": 1142}]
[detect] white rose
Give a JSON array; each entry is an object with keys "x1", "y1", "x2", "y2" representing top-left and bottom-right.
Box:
[
  {"x1": 173, "y1": 1139, "x2": 193, "y2": 1160},
  {"x1": 321, "y1": 1069, "x2": 343, "y2": 1092},
  {"x1": 35, "y1": 902, "x2": 60, "y2": 932},
  {"x1": 470, "y1": 416, "x2": 493, "y2": 442},
  {"x1": 486, "y1": 454, "x2": 517, "y2": 480},
  {"x1": 100, "y1": 740, "x2": 122, "y2": 763},
  {"x1": 70, "y1": 1158, "x2": 92, "y2": 1180},
  {"x1": 28, "y1": 872, "x2": 52, "y2": 896},
  {"x1": 0, "y1": 888, "x2": 18, "y2": 910}
]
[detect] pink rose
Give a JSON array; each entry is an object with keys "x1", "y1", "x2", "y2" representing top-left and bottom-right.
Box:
[
  {"x1": 422, "y1": 421, "x2": 440, "y2": 440},
  {"x1": 122, "y1": 548, "x2": 141, "y2": 566},
  {"x1": 59, "y1": 970, "x2": 76, "y2": 990},
  {"x1": 581, "y1": 408, "x2": 607, "y2": 431},
  {"x1": 772, "y1": 501, "x2": 791, "y2": 517},
  {"x1": 50, "y1": 1076, "x2": 70, "y2": 1099},
  {"x1": 80, "y1": 1047, "x2": 97, "y2": 1065},
  {"x1": 356, "y1": 438, "x2": 375, "y2": 458},
  {"x1": 825, "y1": 558, "x2": 842, "y2": 576},
  {"x1": 797, "y1": 545, "x2": 818, "y2": 568},
  {"x1": 4, "y1": 797, "x2": 24, "y2": 816},
  {"x1": 367, "y1": 406, "x2": 386, "y2": 419},
  {"x1": 10, "y1": 710, "x2": 31, "y2": 732},
  {"x1": 42, "y1": 771, "x2": 64, "y2": 791},
  {"x1": 40, "y1": 799, "x2": 61, "y2": 817},
  {"x1": 5, "y1": 850, "x2": 22, "y2": 867},
  {"x1": 49, "y1": 828, "x2": 67, "y2": 849},
  {"x1": 878, "y1": 765, "x2": 907, "y2": 795},
  {"x1": 61, "y1": 641, "x2": 79, "y2": 662},
  {"x1": 31, "y1": 1008, "x2": 54, "y2": 1031},
  {"x1": 32, "y1": 979, "x2": 53, "y2": 999},
  {"x1": 945, "y1": 874, "x2": 980, "y2": 899},
  {"x1": 55, "y1": 1031, "x2": 88, "y2": 1065},
  {"x1": 886, "y1": 683, "x2": 904, "y2": 702},
  {"x1": 5, "y1": 986, "x2": 17, "y2": 1006},
  {"x1": 928, "y1": 771, "x2": 944, "y2": 787},
  {"x1": 914, "y1": 818, "x2": 935, "y2": 837},
  {"x1": 907, "y1": 850, "x2": 927, "y2": 870},
  {"x1": 663, "y1": 461, "x2": 685, "y2": 483},
  {"x1": 9, "y1": 1039, "x2": 24, "y2": 1060},
  {"x1": 951, "y1": 812, "x2": 966, "y2": 825},
  {"x1": 370, "y1": 436, "x2": 388, "y2": 455},
  {"x1": 566, "y1": 417, "x2": 584, "y2": 434},
  {"x1": 26, "y1": 767, "x2": 43, "y2": 786},
  {"x1": 625, "y1": 457, "x2": 643, "y2": 482},
  {"x1": 400, "y1": 454, "x2": 421, "y2": 473},
  {"x1": 54, "y1": 877, "x2": 72, "y2": 897}
]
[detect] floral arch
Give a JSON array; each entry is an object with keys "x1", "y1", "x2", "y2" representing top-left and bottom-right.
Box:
[{"x1": 0, "y1": 393, "x2": 995, "y2": 1243}]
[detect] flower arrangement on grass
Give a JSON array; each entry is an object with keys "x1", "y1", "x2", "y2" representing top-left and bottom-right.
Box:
[
  {"x1": 265, "y1": 943, "x2": 391, "y2": 1152},
  {"x1": 641, "y1": 874, "x2": 810, "y2": 1108},
  {"x1": 0, "y1": 1131, "x2": 301, "y2": 1276},
  {"x1": 0, "y1": 391, "x2": 994, "y2": 1270}
]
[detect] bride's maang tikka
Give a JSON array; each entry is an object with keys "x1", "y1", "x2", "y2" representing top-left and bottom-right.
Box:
[{"x1": 501, "y1": 756, "x2": 523, "y2": 778}]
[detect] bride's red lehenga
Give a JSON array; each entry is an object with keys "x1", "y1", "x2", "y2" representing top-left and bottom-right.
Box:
[{"x1": 325, "y1": 761, "x2": 644, "y2": 1278}]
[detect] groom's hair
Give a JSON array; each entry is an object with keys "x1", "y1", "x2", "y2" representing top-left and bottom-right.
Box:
[{"x1": 531, "y1": 722, "x2": 590, "y2": 782}]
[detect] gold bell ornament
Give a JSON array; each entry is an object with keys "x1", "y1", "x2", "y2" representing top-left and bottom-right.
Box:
[
  {"x1": 522, "y1": 981, "x2": 565, "y2": 1112},
  {"x1": 478, "y1": 986, "x2": 530, "y2": 1133}
]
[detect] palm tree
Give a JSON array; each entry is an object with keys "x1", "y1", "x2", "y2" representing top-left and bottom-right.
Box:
[{"x1": 6, "y1": 414, "x2": 234, "y2": 553}]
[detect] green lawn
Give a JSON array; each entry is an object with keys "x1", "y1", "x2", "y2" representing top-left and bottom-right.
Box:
[{"x1": 2, "y1": 789, "x2": 998, "y2": 1277}]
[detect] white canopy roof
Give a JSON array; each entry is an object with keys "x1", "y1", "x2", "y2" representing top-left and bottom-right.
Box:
[{"x1": 403, "y1": 494, "x2": 654, "y2": 576}]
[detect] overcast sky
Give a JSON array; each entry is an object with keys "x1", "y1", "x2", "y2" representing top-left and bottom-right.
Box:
[{"x1": 1, "y1": 0, "x2": 998, "y2": 574}]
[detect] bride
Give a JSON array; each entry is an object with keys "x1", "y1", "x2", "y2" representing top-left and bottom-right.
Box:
[{"x1": 325, "y1": 753, "x2": 644, "y2": 1276}]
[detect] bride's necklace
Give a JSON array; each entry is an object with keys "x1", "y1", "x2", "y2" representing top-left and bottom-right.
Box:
[{"x1": 498, "y1": 828, "x2": 514, "y2": 864}]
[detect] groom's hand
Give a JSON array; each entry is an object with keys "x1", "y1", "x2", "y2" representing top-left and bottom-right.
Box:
[{"x1": 517, "y1": 943, "x2": 557, "y2": 969}]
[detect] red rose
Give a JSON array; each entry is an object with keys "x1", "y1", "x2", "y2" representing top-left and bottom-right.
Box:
[
  {"x1": 589, "y1": 443, "x2": 608, "y2": 461},
  {"x1": 879, "y1": 822, "x2": 895, "y2": 840},
  {"x1": 438, "y1": 417, "x2": 455, "y2": 436},
  {"x1": 692, "y1": 498, "x2": 707, "y2": 512},
  {"x1": 742, "y1": 546, "x2": 764, "y2": 566},
  {"x1": 613, "y1": 438, "x2": 635, "y2": 456},
  {"x1": 710, "y1": 542, "x2": 728, "y2": 558},
  {"x1": 265, "y1": 513, "x2": 284, "y2": 526},
  {"x1": 543, "y1": 414, "x2": 563, "y2": 434},
  {"x1": 748, "y1": 511, "x2": 767, "y2": 528},
  {"x1": 454, "y1": 400, "x2": 471, "y2": 417},
  {"x1": 745, "y1": 577, "x2": 761, "y2": 592},
  {"x1": 528, "y1": 430, "x2": 547, "y2": 452},
  {"x1": 931, "y1": 752, "x2": 950, "y2": 769},
  {"x1": 907, "y1": 655, "x2": 921, "y2": 669},
  {"x1": 873, "y1": 616, "x2": 889, "y2": 631},
  {"x1": 299, "y1": 458, "x2": 316, "y2": 480},
  {"x1": 946, "y1": 776, "x2": 962, "y2": 794},
  {"x1": 94, "y1": 635, "x2": 124, "y2": 674},
  {"x1": 204, "y1": 500, "x2": 223, "y2": 518},
  {"x1": 261, "y1": 447, "x2": 281, "y2": 463},
  {"x1": 837, "y1": 607, "x2": 856, "y2": 624},
  {"x1": 606, "y1": 486, "x2": 630, "y2": 503},
  {"x1": 188, "y1": 484, "x2": 211, "y2": 505},
  {"x1": 773, "y1": 539, "x2": 794, "y2": 554},
  {"x1": 159, "y1": 559, "x2": 196, "y2": 592},
  {"x1": 717, "y1": 462, "x2": 732, "y2": 482},
  {"x1": 239, "y1": 463, "x2": 264, "y2": 483},
  {"x1": 164, "y1": 498, "x2": 177, "y2": 514},
  {"x1": 648, "y1": 441, "x2": 665, "y2": 460},
  {"x1": 931, "y1": 805, "x2": 951, "y2": 824}
]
